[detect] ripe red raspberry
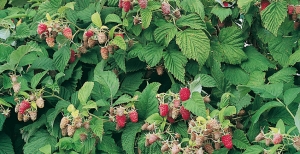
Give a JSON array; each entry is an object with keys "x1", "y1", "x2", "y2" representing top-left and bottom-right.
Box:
[
  {"x1": 123, "y1": 0, "x2": 131, "y2": 12},
  {"x1": 100, "y1": 47, "x2": 109, "y2": 60},
  {"x1": 129, "y1": 110, "x2": 138, "y2": 123},
  {"x1": 46, "y1": 37, "x2": 55, "y2": 47},
  {"x1": 147, "y1": 133, "x2": 159, "y2": 145},
  {"x1": 37, "y1": 23, "x2": 47, "y2": 35},
  {"x1": 19, "y1": 100, "x2": 31, "y2": 114},
  {"x1": 159, "y1": 104, "x2": 169, "y2": 117},
  {"x1": 114, "y1": 32, "x2": 124, "y2": 38},
  {"x1": 179, "y1": 87, "x2": 191, "y2": 101},
  {"x1": 223, "y1": 2, "x2": 229, "y2": 7},
  {"x1": 272, "y1": 133, "x2": 283, "y2": 144},
  {"x1": 173, "y1": 99, "x2": 180, "y2": 108},
  {"x1": 221, "y1": 134, "x2": 233, "y2": 149},
  {"x1": 161, "y1": 2, "x2": 171, "y2": 15},
  {"x1": 180, "y1": 106, "x2": 190, "y2": 120},
  {"x1": 138, "y1": 0, "x2": 147, "y2": 9},
  {"x1": 63, "y1": 27, "x2": 73, "y2": 40},
  {"x1": 167, "y1": 116, "x2": 175, "y2": 123},
  {"x1": 69, "y1": 50, "x2": 76, "y2": 63},
  {"x1": 288, "y1": 5, "x2": 295, "y2": 15},
  {"x1": 116, "y1": 115, "x2": 126, "y2": 128},
  {"x1": 85, "y1": 30, "x2": 94, "y2": 38},
  {"x1": 119, "y1": 0, "x2": 123, "y2": 8},
  {"x1": 260, "y1": 0, "x2": 270, "y2": 11}
]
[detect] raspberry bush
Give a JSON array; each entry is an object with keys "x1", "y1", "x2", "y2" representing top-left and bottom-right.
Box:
[{"x1": 1, "y1": 0, "x2": 300, "y2": 153}]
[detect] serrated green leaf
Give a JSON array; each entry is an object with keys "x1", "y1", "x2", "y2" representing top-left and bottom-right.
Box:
[
  {"x1": 176, "y1": 29, "x2": 210, "y2": 66},
  {"x1": 268, "y1": 67, "x2": 297, "y2": 84},
  {"x1": 91, "y1": 12, "x2": 102, "y2": 28},
  {"x1": 0, "y1": 98, "x2": 12, "y2": 107},
  {"x1": 121, "y1": 122, "x2": 143, "y2": 154},
  {"x1": 276, "y1": 119, "x2": 285, "y2": 134},
  {"x1": 211, "y1": 5, "x2": 232, "y2": 22},
  {"x1": 23, "y1": 130, "x2": 57, "y2": 154},
  {"x1": 269, "y1": 36, "x2": 295, "y2": 66},
  {"x1": 288, "y1": 48, "x2": 300, "y2": 66},
  {"x1": 31, "y1": 71, "x2": 48, "y2": 89},
  {"x1": 284, "y1": 88, "x2": 300, "y2": 106},
  {"x1": 163, "y1": 50, "x2": 187, "y2": 83},
  {"x1": 31, "y1": 57, "x2": 56, "y2": 71},
  {"x1": 119, "y1": 72, "x2": 143, "y2": 95},
  {"x1": 176, "y1": 14, "x2": 206, "y2": 30},
  {"x1": 140, "y1": 8, "x2": 152, "y2": 29},
  {"x1": 154, "y1": 23, "x2": 177, "y2": 46},
  {"x1": 78, "y1": 82, "x2": 94, "y2": 105},
  {"x1": 0, "y1": 0, "x2": 7, "y2": 9},
  {"x1": 189, "y1": 76, "x2": 202, "y2": 94},
  {"x1": 250, "y1": 83, "x2": 283, "y2": 99},
  {"x1": 247, "y1": 71, "x2": 265, "y2": 86},
  {"x1": 268, "y1": 106, "x2": 295, "y2": 126},
  {"x1": 142, "y1": 43, "x2": 164, "y2": 67},
  {"x1": 295, "y1": 104, "x2": 300, "y2": 133},
  {"x1": 183, "y1": 92, "x2": 206, "y2": 117},
  {"x1": 230, "y1": 91, "x2": 251, "y2": 112},
  {"x1": 113, "y1": 94, "x2": 131, "y2": 106},
  {"x1": 237, "y1": 0, "x2": 254, "y2": 13},
  {"x1": 241, "y1": 46, "x2": 275, "y2": 73},
  {"x1": 197, "y1": 74, "x2": 217, "y2": 87},
  {"x1": 251, "y1": 101, "x2": 284, "y2": 124},
  {"x1": 113, "y1": 49, "x2": 126, "y2": 72},
  {"x1": 261, "y1": 1, "x2": 287, "y2": 36},
  {"x1": 232, "y1": 130, "x2": 250, "y2": 149},
  {"x1": 97, "y1": 135, "x2": 122, "y2": 153},
  {"x1": 181, "y1": 0, "x2": 205, "y2": 19},
  {"x1": 94, "y1": 71, "x2": 119, "y2": 98},
  {"x1": 15, "y1": 23, "x2": 31, "y2": 38},
  {"x1": 0, "y1": 114, "x2": 5, "y2": 131},
  {"x1": 0, "y1": 44, "x2": 14, "y2": 63},
  {"x1": 46, "y1": 101, "x2": 70, "y2": 135},
  {"x1": 56, "y1": 137, "x2": 73, "y2": 150},
  {"x1": 213, "y1": 148, "x2": 229, "y2": 154},
  {"x1": 0, "y1": 132, "x2": 14, "y2": 154},
  {"x1": 39, "y1": 144, "x2": 51, "y2": 154},
  {"x1": 242, "y1": 145, "x2": 263, "y2": 154},
  {"x1": 224, "y1": 66, "x2": 249, "y2": 85},
  {"x1": 53, "y1": 46, "x2": 70, "y2": 72},
  {"x1": 90, "y1": 119, "x2": 104, "y2": 141},
  {"x1": 105, "y1": 14, "x2": 122, "y2": 24},
  {"x1": 110, "y1": 36, "x2": 126, "y2": 50},
  {"x1": 145, "y1": 113, "x2": 164, "y2": 125},
  {"x1": 135, "y1": 82, "x2": 160, "y2": 120}
]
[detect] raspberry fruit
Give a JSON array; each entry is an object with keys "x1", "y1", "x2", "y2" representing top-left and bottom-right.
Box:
[
  {"x1": 67, "y1": 125, "x2": 76, "y2": 137},
  {"x1": 173, "y1": 9, "x2": 181, "y2": 18},
  {"x1": 28, "y1": 110, "x2": 37, "y2": 121},
  {"x1": 180, "y1": 106, "x2": 190, "y2": 120},
  {"x1": 100, "y1": 47, "x2": 109, "y2": 60},
  {"x1": 85, "y1": 30, "x2": 94, "y2": 38},
  {"x1": 141, "y1": 123, "x2": 149, "y2": 130},
  {"x1": 46, "y1": 37, "x2": 55, "y2": 48},
  {"x1": 12, "y1": 82, "x2": 21, "y2": 93},
  {"x1": 203, "y1": 95, "x2": 211, "y2": 103},
  {"x1": 129, "y1": 110, "x2": 138, "y2": 123},
  {"x1": 147, "y1": 123, "x2": 155, "y2": 131},
  {"x1": 10, "y1": 74, "x2": 18, "y2": 83},
  {"x1": 260, "y1": 0, "x2": 270, "y2": 11},
  {"x1": 37, "y1": 23, "x2": 47, "y2": 35},
  {"x1": 15, "y1": 103, "x2": 20, "y2": 113},
  {"x1": 61, "y1": 127, "x2": 67, "y2": 136},
  {"x1": 80, "y1": 133, "x2": 87, "y2": 142},
  {"x1": 288, "y1": 5, "x2": 294, "y2": 15},
  {"x1": 204, "y1": 143, "x2": 214, "y2": 154},
  {"x1": 223, "y1": 2, "x2": 229, "y2": 7},
  {"x1": 167, "y1": 116, "x2": 175, "y2": 123},
  {"x1": 17, "y1": 112, "x2": 23, "y2": 121},
  {"x1": 179, "y1": 87, "x2": 191, "y2": 101},
  {"x1": 255, "y1": 132, "x2": 265, "y2": 142},
  {"x1": 293, "y1": 136, "x2": 300, "y2": 151},
  {"x1": 161, "y1": 2, "x2": 171, "y2": 15},
  {"x1": 123, "y1": 0, "x2": 131, "y2": 12},
  {"x1": 272, "y1": 133, "x2": 283, "y2": 144},
  {"x1": 156, "y1": 65, "x2": 164, "y2": 76},
  {"x1": 171, "y1": 143, "x2": 180, "y2": 154},
  {"x1": 63, "y1": 27, "x2": 73, "y2": 40},
  {"x1": 19, "y1": 100, "x2": 31, "y2": 114},
  {"x1": 60, "y1": 117, "x2": 70, "y2": 129},
  {"x1": 173, "y1": 99, "x2": 180, "y2": 108},
  {"x1": 88, "y1": 38, "x2": 97, "y2": 48},
  {"x1": 159, "y1": 104, "x2": 169, "y2": 117},
  {"x1": 36, "y1": 97, "x2": 44, "y2": 108},
  {"x1": 69, "y1": 50, "x2": 76, "y2": 63},
  {"x1": 83, "y1": 121, "x2": 90, "y2": 130},
  {"x1": 116, "y1": 115, "x2": 127, "y2": 128},
  {"x1": 161, "y1": 143, "x2": 169, "y2": 152},
  {"x1": 138, "y1": 0, "x2": 147, "y2": 9},
  {"x1": 23, "y1": 113, "x2": 30, "y2": 122},
  {"x1": 119, "y1": 0, "x2": 123, "y2": 8},
  {"x1": 74, "y1": 116, "x2": 82, "y2": 128},
  {"x1": 221, "y1": 134, "x2": 233, "y2": 149},
  {"x1": 147, "y1": 133, "x2": 159, "y2": 145},
  {"x1": 97, "y1": 32, "x2": 107, "y2": 44},
  {"x1": 195, "y1": 134, "x2": 204, "y2": 147},
  {"x1": 116, "y1": 106, "x2": 125, "y2": 116}
]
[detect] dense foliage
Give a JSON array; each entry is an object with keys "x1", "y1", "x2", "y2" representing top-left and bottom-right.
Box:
[{"x1": 1, "y1": 0, "x2": 300, "y2": 153}]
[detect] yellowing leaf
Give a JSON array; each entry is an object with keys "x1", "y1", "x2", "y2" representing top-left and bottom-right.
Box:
[
  {"x1": 71, "y1": 110, "x2": 79, "y2": 118},
  {"x1": 31, "y1": 102, "x2": 37, "y2": 110},
  {"x1": 67, "y1": 104, "x2": 76, "y2": 113},
  {"x1": 91, "y1": 12, "x2": 102, "y2": 28},
  {"x1": 46, "y1": 13, "x2": 52, "y2": 21}
]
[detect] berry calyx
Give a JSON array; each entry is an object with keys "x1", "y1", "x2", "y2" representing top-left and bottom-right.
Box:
[
  {"x1": 159, "y1": 104, "x2": 169, "y2": 117},
  {"x1": 221, "y1": 134, "x2": 233, "y2": 149},
  {"x1": 179, "y1": 87, "x2": 191, "y2": 101}
]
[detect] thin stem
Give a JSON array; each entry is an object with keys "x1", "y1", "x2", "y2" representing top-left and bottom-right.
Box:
[
  {"x1": 43, "y1": 90, "x2": 66, "y2": 101},
  {"x1": 167, "y1": 71, "x2": 175, "y2": 85},
  {"x1": 276, "y1": 98, "x2": 295, "y2": 119}
]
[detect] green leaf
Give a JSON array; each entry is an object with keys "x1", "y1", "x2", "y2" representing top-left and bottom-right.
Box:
[
  {"x1": 247, "y1": 71, "x2": 265, "y2": 86},
  {"x1": 56, "y1": 137, "x2": 73, "y2": 150},
  {"x1": 23, "y1": 130, "x2": 57, "y2": 154},
  {"x1": 176, "y1": 14, "x2": 206, "y2": 30},
  {"x1": 154, "y1": 23, "x2": 177, "y2": 46},
  {"x1": 135, "y1": 82, "x2": 160, "y2": 120},
  {"x1": 110, "y1": 36, "x2": 126, "y2": 50},
  {"x1": 91, "y1": 12, "x2": 102, "y2": 28},
  {"x1": 251, "y1": 101, "x2": 284, "y2": 124},
  {"x1": 119, "y1": 72, "x2": 143, "y2": 95},
  {"x1": 211, "y1": 5, "x2": 232, "y2": 22},
  {"x1": 284, "y1": 88, "x2": 300, "y2": 106},
  {"x1": 78, "y1": 82, "x2": 94, "y2": 105},
  {"x1": 268, "y1": 67, "x2": 297, "y2": 84},
  {"x1": 213, "y1": 148, "x2": 229, "y2": 154},
  {"x1": 181, "y1": 0, "x2": 205, "y2": 19},
  {"x1": 295, "y1": 104, "x2": 300, "y2": 133},
  {"x1": 145, "y1": 113, "x2": 164, "y2": 125},
  {"x1": 46, "y1": 101, "x2": 70, "y2": 135},
  {"x1": 90, "y1": 119, "x2": 104, "y2": 141},
  {"x1": 0, "y1": 132, "x2": 14, "y2": 154},
  {"x1": 141, "y1": 43, "x2": 164, "y2": 67},
  {"x1": 196, "y1": 74, "x2": 217, "y2": 87},
  {"x1": 0, "y1": 44, "x2": 14, "y2": 63},
  {"x1": 276, "y1": 119, "x2": 285, "y2": 134},
  {"x1": 0, "y1": 0, "x2": 7, "y2": 9},
  {"x1": 176, "y1": 29, "x2": 210, "y2": 66},
  {"x1": 147, "y1": 1, "x2": 161, "y2": 10},
  {"x1": 53, "y1": 46, "x2": 70, "y2": 72},
  {"x1": 113, "y1": 94, "x2": 132, "y2": 106},
  {"x1": 9, "y1": 45, "x2": 35, "y2": 66},
  {"x1": 224, "y1": 66, "x2": 249, "y2": 85},
  {"x1": 39, "y1": 144, "x2": 51, "y2": 154},
  {"x1": 0, "y1": 114, "x2": 5, "y2": 131},
  {"x1": 163, "y1": 50, "x2": 188, "y2": 83},
  {"x1": 15, "y1": 23, "x2": 31, "y2": 38},
  {"x1": 250, "y1": 83, "x2": 283, "y2": 99},
  {"x1": 113, "y1": 49, "x2": 126, "y2": 72},
  {"x1": 140, "y1": 8, "x2": 152, "y2": 29},
  {"x1": 0, "y1": 98, "x2": 12, "y2": 107},
  {"x1": 105, "y1": 14, "x2": 122, "y2": 24},
  {"x1": 230, "y1": 91, "x2": 252, "y2": 112},
  {"x1": 269, "y1": 36, "x2": 295, "y2": 67},
  {"x1": 288, "y1": 48, "x2": 300, "y2": 65},
  {"x1": 223, "y1": 106, "x2": 236, "y2": 117},
  {"x1": 183, "y1": 92, "x2": 206, "y2": 117},
  {"x1": 31, "y1": 71, "x2": 48, "y2": 89},
  {"x1": 232, "y1": 130, "x2": 250, "y2": 149},
  {"x1": 121, "y1": 122, "x2": 143, "y2": 154},
  {"x1": 241, "y1": 46, "x2": 275, "y2": 73},
  {"x1": 242, "y1": 145, "x2": 263, "y2": 154},
  {"x1": 261, "y1": 1, "x2": 287, "y2": 36},
  {"x1": 94, "y1": 71, "x2": 120, "y2": 98},
  {"x1": 189, "y1": 76, "x2": 202, "y2": 94},
  {"x1": 97, "y1": 135, "x2": 122, "y2": 153},
  {"x1": 237, "y1": 0, "x2": 254, "y2": 13}
]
